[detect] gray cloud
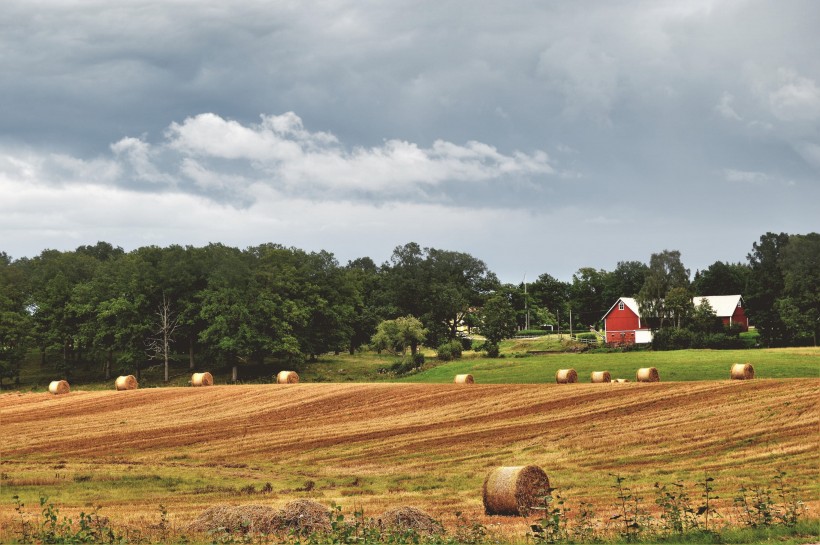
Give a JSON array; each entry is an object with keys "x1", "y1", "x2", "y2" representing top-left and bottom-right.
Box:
[{"x1": 1, "y1": 0, "x2": 818, "y2": 281}]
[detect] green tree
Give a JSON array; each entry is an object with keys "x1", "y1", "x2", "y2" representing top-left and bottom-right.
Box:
[
  {"x1": 665, "y1": 287, "x2": 694, "y2": 329},
  {"x1": 570, "y1": 267, "x2": 608, "y2": 329},
  {"x1": 778, "y1": 233, "x2": 820, "y2": 345},
  {"x1": 371, "y1": 316, "x2": 427, "y2": 355},
  {"x1": 746, "y1": 233, "x2": 791, "y2": 346},
  {"x1": 603, "y1": 260, "x2": 648, "y2": 302},
  {"x1": 692, "y1": 261, "x2": 750, "y2": 296},
  {"x1": 637, "y1": 250, "x2": 690, "y2": 329},
  {"x1": 479, "y1": 294, "x2": 518, "y2": 357},
  {"x1": 0, "y1": 253, "x2": 31, "y2": 386}
]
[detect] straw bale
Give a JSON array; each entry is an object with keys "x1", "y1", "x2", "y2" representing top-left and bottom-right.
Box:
[
  {"x1": 590, "y1": 371, "x2": 611, "y2": 383},
  {"x1": 187, "y1": 504, "x2": 279, "y2": 534},
  {"x1": 636, "y1": 367, "x2": 660, "y2": 382},
  {"x1": 730, "y1": 363, "x2": 755, "y2": 380},
  {"x1": 191, "y1": 372, "x2": 214, "y2": 387},
  {"x1": 115, "y1": 375, "x2": 138, "y2": 391},
  {"x1": 276, "y1": 499, "x2": 330, "y2": 535},
  {"x1": 482, "y1": 465, "x2": 550, "y2": 516},
  {"x1": 555, "y1": 368, "x2": 578, "y2": 384},
  {"x1": 48, "y1": 380, "x2": 70, "y2": 395},
  {"x1": 276, "y1": 370, "x2": 299, "y2": 384},
  {"x1": 454, "y1": 374, "x2": 474, "y2": 384},
  {"x1": 380, "y1": 506, "x2": 443, "y2": 536},
  {"x1": 613, "y1": 378, "x2": 630, "y2": 383}
]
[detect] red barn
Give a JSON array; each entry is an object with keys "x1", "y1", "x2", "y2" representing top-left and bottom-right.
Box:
[
  {"x1": 693, "y1": 295, "x2": 748, "y2": 331},
  {"x1": 602, "y1": 297, "x2": 653, "y2": 345},
  {"x1": 602, "y1": 294, "x2": 748, "y2": 345}
]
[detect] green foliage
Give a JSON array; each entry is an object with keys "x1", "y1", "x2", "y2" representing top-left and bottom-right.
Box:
[
  {"x1": 436, "y1": 340, "x2": 463, "y2": 361},
  {"x1": 637, "y1": 250, "x2": 690, "y2": 329},
  {"x1": 479, "y1": 294, "x2": 518, "y2": 347},
  {"x1": 371, "y1": 316, "x2": 427, "y2": 356}
]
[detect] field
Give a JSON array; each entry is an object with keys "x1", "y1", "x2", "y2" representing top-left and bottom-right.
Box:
[{"x1": 1, "y1": 376, "x2": 818, "y2": 542}]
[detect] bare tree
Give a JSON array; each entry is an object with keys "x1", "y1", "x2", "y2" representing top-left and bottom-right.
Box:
[{"x1": 146, "y1": 293, "x2": 179, "y2": 382}]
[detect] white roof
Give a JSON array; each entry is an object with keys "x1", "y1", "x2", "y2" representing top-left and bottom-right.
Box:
[
  {"x1": 602, "y1": 297, "x2": 642, "y2": 320},
  {"x1": 693, "y1": 295, "x2": 742, "y2": 318}
]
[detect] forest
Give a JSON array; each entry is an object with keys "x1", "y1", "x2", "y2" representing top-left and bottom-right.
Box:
[{"x1": 0, "y1": 232, "x2": 817, "y2": 386}]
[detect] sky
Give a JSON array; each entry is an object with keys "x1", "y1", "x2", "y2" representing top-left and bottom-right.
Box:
[{"x1": 1, "y1": 0, "x2": 818, "y2": 283}]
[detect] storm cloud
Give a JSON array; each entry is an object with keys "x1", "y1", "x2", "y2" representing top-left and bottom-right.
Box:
[{"x1": 1, "y1": 0, "x2": 818, "y2": 280}]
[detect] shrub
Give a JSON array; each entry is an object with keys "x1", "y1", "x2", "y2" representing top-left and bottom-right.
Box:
[
  {"x1": 459, "y1": 336, "x2": 474, "y2": 352},
  {"x1": 436, "y1": 340, "x2": 463, "y2": 361}
]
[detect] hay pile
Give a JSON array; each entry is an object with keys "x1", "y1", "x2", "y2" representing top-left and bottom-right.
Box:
[
  {"x1": 482, "y1": 465, "x2": 550, "y2": 516},
  {"x1": 115, "y1": 375, "x2": 138, "y2": 391},
  {"x1": 555, "y1": 369, "x2": 578, "y2": 384},
  {"x1": 277, "y1": 371, "x2": 300, "y2": 384},
  {"x1": 48, "y1": 380, "x2": 70, "y2": 395},
  {"x1": 636, "y1": 367, "x2": 660, "y2": 382},
  {"x1": 590, "y1": 371, "x2": 611, "y2": 383},
  {"x1": 187, "y1": 505, "x2": 279, "y2": 534},
  {"x1": 191, "y1": 372, "x2": 214, "y2": 386},
  {"x1": 380, "y1": 506, "x2": 443, "y2": 536},
  {"x1": 731, "y1": 363, "x2": 755, "y2": 380},
  {"x1": 454, "y1": 374, "x2": 474, "y2": 384},
  {"x1": 276, "y1": 499, "x2": 330, "y2": 535}
]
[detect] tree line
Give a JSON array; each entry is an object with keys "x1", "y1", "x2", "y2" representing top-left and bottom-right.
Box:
[{"x1": 0, "y1": 233, "x2": 817, "y2": 385}]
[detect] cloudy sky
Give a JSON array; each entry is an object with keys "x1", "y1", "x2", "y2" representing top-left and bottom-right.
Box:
[{"x1": 1, "y1": 0, "x2": 818, "y2": 282}]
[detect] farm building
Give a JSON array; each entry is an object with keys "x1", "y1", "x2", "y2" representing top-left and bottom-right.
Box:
[
  {"x1": 693, "y1": 295, "x2": 748, "y2": 331},
  {"x1": 602, "y1": 294, "x2": 748, "y2": 345}
]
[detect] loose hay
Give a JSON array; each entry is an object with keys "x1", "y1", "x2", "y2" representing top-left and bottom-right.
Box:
[
  {"x1": 555, "y1": 369, "x2": 578, "y2": 384},
  {"x1": 636, "y1": 367, "x2": 660, "y2": 382},
  {"x1": 590, "y1": 371, "x2": 611, "y2": 383},
  {"x1": 482, "y1": 465, "x2": 550, "y2": 516},
  {"x1": 188, "y1": 505, "x2": 279, "y2": 534},
  {"x1": 454, "y1": 374, "x2": 474, "y2": 384},
  {"x1": 276, "y1": 371, "x2": 300, "y2": 384},
  {"x1": 191, "y1": 372, "x2": 214, "y2": 387},
  {"x1": 115, "y1": 375, "x2": 138, "y2": 391},
  {"x1": 380, "y1": 506, "x2": 443, "y2": 536},
  {"x1": 731, "y1": 363, "x2": 755, "y2": 380},
  {"x1": 276, "y1": 499, "x2": 330, "y2": 535},
  {"x1": 48, "y1": 380, "x2": 70, "y2": 395}
]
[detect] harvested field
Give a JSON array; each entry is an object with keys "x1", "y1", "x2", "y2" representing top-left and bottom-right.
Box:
[{"x1": 1, "y1": 380, "x2": 817, "y2": 537}]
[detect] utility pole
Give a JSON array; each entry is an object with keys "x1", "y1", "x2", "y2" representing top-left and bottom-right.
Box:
[
  {"x1": 523, "y1": 274, "x2": 529, "y2": 331},
  {"x1": 569, "y1": 307, "x2": 573, "y2": 339}
]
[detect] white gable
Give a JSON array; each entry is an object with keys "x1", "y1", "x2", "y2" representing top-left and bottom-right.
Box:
[
  {"x1": 693, "y1": 295, "x2": 742, "y2": 318},
  {"x1": 619, "y1": 297, "x2": 642, "y2": 316}
]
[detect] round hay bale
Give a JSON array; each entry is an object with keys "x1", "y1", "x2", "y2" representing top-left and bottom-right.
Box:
[
  {"x1": 191, "y1": 372, "x2": 214, "y2": 387},
  {"x1": 454, "y1": 374, "x2": 474, "y2": 384},
  {"x1": 636, "y1": 367, "x2": 660, "y2": 382},
  {"x1": 555, "y1": 368, "x2": 578, "y2": 384},
  {"x1": 590, "y1": 371, "x2": 611, "y2": 383},
  {"x1": 730, "y1": 363, "x2": 755, "y2": 380},
  {"x1": 115, "y1": 375, "x2": 138, "y2": 391},
  {"x1": 48, "y1": 380, "x2": 70, "y2": 395},
  {"x1": 380, "y1": 506, "x2": 443, "y2": 536},
  {"x1": 188, "y1": 505, "x2": 280, "y2": 534},
  {"x1": 482, "y1": 465, "x2": 551, "y2": 516},
  {"x1": 276, "y1": 370, "x2": 299, "y2": 384},
  {"x1": 613, "y1": 378, "x2": 630, "y2": 383},
  {"x1": 276, "y1": 499, "x2": 330, "y2": 535}
]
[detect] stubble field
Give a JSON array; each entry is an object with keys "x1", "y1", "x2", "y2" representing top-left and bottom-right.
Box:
[{"x1": 1, "y1": 379, "x2": 818, "y2": 540}]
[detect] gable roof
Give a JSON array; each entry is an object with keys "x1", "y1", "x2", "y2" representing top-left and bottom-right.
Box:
[
  {"x1": 602, "y1": 297, "x2": 641, "y2": 320},
  {"x1": 693, "y1": 295, "x2": 743, "y2": 318}
]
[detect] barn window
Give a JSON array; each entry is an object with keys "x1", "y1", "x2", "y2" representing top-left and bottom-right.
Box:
[
  {"x1": 737, "y1": 300, "x2": 741, "y2": 307},
  {"x1": 618, "y1": 301, "x2": 624, "y2": 310}
]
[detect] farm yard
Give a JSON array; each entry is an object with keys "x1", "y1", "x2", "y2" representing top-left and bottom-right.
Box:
[{"x1": 1, "y1": 368, "x2": 818, "y2": 543}]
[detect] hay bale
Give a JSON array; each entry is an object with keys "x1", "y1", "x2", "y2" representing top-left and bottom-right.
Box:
[
  {"x1": 555, "y1": 369, "x2": 578, "y2": 384},
  {"x1": 613, "y1": 378, "x2": 630, "y2": 383},
  {"x1": 380, "y1": 506, "x2": 443, "y2": 536},
  {"x1": 188, "y1": 505, "x2": 279, "y2": 534},
  {"x1": 482, "y1": 465, "x2": 550, "y2": 516},
  {"x1": 731, "y1": 363, "x2": 755, "y2": 380},
  {"x1": 191, "y1": 372, "x2": 214, "y2": 387},
  {"x1": 276, "y1": 371, "x2": 299, "y2": 384},
  {"x1": 276, "y1": 499, "x2": 330, "y2": 535},
  {"x1": 590, "y1": 371, "x2": 611, "y2": 383},
  {"x1": 454, "y1": 374, "x2": 474, "y2": 384},
  {"x1": 115, "y1": 375, "x2": 138, "y2": 391},
  {"x1": 48, "y1": 380, "x2": 70, "y2": 395},
  {"x1": 636, "y1": 367, "x2": 660, "y2": 382}
]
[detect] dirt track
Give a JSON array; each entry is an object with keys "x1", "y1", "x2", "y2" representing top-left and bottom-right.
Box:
[{"x1": 1, "y1": 379, "x2": 817, "y2": 530}]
